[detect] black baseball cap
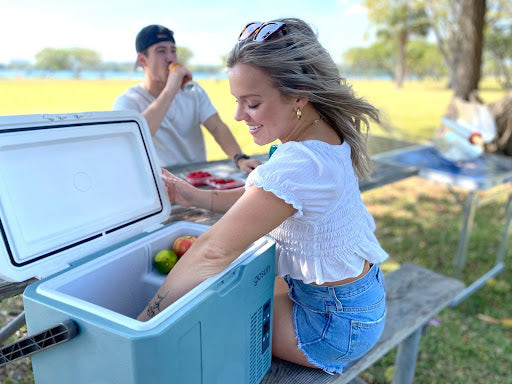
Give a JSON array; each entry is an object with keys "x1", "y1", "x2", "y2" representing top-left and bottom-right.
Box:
[{"x1": 136, "y1": 25, "x2": 175, "y2": 53}]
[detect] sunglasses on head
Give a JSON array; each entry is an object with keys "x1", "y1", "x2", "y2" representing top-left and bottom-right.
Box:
[{"x1": 238, "y1": 21, "x2": 288, "y2": 41}]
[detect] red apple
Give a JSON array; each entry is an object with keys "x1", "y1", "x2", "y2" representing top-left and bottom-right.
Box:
[{"x1": 172, "y1": 235, "x2": 197, "y2": 258}]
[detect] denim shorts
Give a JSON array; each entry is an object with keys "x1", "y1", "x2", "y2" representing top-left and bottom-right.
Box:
[{"x1": 284, "y1": 264, "x2": 386, "y2": 374}]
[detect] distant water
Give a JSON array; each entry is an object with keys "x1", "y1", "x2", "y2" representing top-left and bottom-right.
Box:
[
  {"x1": 0, "y1": 69, "x2": 228, "y2": 80},
  {"x1": 0, "y1": 69, "x2": 396, "y2": 81}
]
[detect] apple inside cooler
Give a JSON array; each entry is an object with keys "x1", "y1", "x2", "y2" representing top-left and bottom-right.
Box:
[
  {"x1": 34, "y1": 221, "x2": 271, "y2": 329},
  {"x1": 36, "y1": 221, "x2": 203, "y2": 323}
]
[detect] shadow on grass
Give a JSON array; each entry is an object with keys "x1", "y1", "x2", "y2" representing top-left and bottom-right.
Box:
[{"x1": 362, "y1": 177, "x2": 512, "y2": 384}]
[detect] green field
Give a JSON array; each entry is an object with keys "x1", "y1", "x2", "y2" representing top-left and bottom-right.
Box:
[
  {"x1": 0, "y1": 78, "x2": 511, "y2": 384},
  {"x1": 0, "y1": 77, "x2": 505, "y2": 160}
]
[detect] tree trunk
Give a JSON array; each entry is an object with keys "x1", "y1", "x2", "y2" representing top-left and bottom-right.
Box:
[
  {"x1": 395, "y1": 30, "x2": 408, "y2": 89},
  {"x1": 442, "y1": 0, "x2": 512, "y2": 157},
  {"x1": 486, "y1": 92, "x2": 512, "y2": 155},
  {"x1": 453, "y1": 0, "x2": 486, "y2": 100}
]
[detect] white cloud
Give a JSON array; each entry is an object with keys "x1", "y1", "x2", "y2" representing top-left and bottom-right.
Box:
[{"x1": 344, "y1": 4, "x2": 367, "y2": 16}]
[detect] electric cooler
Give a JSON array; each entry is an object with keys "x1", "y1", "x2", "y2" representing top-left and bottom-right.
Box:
[{"x1": 0, "y1": 111, "x2": 275, "y2": 384}]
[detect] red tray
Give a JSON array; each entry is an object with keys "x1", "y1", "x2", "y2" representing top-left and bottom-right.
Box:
[
  {"x1": 206, "y1": 177, "x2": 245, "y2": 190},
  {"x1": 183, "y1": 171, "x2": 211, "y2": 187}
]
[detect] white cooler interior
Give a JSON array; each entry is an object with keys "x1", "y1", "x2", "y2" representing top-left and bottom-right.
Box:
[
  {"x1": 36, "y1": 221, "x2": 268, "y2": 330},
  {"x1": 0, "y1": 112, "x2": 171, "y2": 283}
]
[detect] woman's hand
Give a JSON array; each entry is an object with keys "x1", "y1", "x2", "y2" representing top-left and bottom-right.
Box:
[
  {"x1": 161, "y1": 168, "x2": 246, "y2": 213},
  {"x1": 161, "y1": 168, "x2": 200, "y2": 207}
]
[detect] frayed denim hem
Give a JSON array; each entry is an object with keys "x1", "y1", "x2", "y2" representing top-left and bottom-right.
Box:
[
  {"x1": 295, "y1": 340, "x2": 347, "y2": 374},
  {"x1": 293, "y1": 305, "x2": 348, "y2": 375}
]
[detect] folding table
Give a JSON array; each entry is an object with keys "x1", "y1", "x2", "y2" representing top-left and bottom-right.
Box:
[{"x1": 378, "y1": 144, "x2": 512, "y2": 306}]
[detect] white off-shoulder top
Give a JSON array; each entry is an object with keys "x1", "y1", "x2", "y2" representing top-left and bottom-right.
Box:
[{"x1": 245, "y1": 140, "x2": 388, "y2": 284}]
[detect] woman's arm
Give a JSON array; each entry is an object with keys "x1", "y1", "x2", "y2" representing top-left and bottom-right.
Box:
[
  {"x1": 142, "y1": 65, "x2": 191, "y2": 136},
  {"x1": 137, "y1": 185, "x2": 296, "y2": 321},
  {"x1": 161, "y1": 168, "x2": 244, "y2": 213}
]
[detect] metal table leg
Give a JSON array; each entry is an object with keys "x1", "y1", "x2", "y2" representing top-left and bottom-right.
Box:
[
  {"x1": 495, "y1": 192, "x2": 512, "y2": 265},
  {"x1": 0, "y1": 311, "x2": 26, "y2": 345},
  {"x1": 392, "y1": 326, "x2": 424, "y2": 384},
  {"x1": 451, "y1": 191, "x2": 512, "y2": 306},
  {"x1": 454, "y1": 191, "x2": 479, "y2": 278}
]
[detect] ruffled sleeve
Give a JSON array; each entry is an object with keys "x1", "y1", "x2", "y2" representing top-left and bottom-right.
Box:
[{"x1": 245, "y1": 142, "x2": 342, "y2": 220}]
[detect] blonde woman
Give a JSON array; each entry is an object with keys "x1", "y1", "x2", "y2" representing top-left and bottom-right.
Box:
[{"x1": 139, "y1": 18, "x2": 388, "y2": 374}]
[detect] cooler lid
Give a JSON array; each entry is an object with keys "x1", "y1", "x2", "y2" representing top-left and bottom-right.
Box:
[{"x1": 0, "y1": 111, "x2": 171, "y2": 282}]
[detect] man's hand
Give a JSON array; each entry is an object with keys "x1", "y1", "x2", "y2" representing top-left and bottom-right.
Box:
[
  {"x1": 237, "y1": 157, "x2": 262, "y2": 173},
  {"x1": 167, "y1": 63, "x2": 192, "y2": 90}
]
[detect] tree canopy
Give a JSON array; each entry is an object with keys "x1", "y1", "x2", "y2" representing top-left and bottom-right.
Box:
[
  {"x1": 363, "y1": 0, "x2": 430, "y2": 87},
  {"x1": 35, "y1": 47, "x2": 101, "y2": 73},
  {"x1": 32, "y1": 45, "x2": 200, "y2": 75}
]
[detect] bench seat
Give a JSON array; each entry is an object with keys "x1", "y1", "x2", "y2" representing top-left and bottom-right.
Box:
[{"x1": 261, "y1": 263, "x2": 465, "y2": 384}]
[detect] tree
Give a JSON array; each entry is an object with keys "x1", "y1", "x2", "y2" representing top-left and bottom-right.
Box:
[
  {"x1": 69, "y1": 48, "x2": 101, "y2": 70},
  {"x1": 485, "y1": 0, "x2": 512, "y2": 88},
  {"x1": 343, "y1": 42, "x2": 395, "y2": 77},
  {"x1": 486, "y1": 25, "x2": 512, "y2": 89},
  {"x1": 177, "y1": 47, "x2": 193, "y2": 66},
  {"x1": 35, "y1": 48, "x2": 72, "y2": 70},
  {"x1": 343, "y1": 39, "x2": 446, "y2": 79},
  {"x1": 486, "y1": 28, "x2": 512, "y2": 89},
  {"x1": 363, "y1": 0, "x2": 430, "y2": 88},
  {"x1": 426, "y1": 0, "x2": 511, "y2": 89},
  {"x1": 406, "y1": 40, "x2": 447, "y2": 79},
  {"x1": 437, "y1": 0, "x2": 512, "y2": 157},
  {"x1": 35, "y1": 47, "x2": 101, "y2": 75},
  {"x1": 424, "y1": 0, "x2": 464, "y2": 88},
  {"x1": 453, "y1": 0, "x2": 486, "y2": 100}
]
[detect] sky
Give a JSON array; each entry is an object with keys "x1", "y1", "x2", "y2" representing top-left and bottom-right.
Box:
[{"x1": 0, "y1": 0, "x2": 374, "y2": 66}]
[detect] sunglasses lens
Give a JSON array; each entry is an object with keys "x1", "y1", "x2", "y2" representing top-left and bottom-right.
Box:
[
  {"x1": 239, "y1": 22, "x2": 262, "y2": 40},
  {"x1": 253, "y1": 22, "x2": 286, "y2": 42}
]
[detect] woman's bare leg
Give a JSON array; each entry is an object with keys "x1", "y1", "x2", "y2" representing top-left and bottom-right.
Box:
[{"x1": 271, "y1": 276, "x2": 317, "y2": 368}]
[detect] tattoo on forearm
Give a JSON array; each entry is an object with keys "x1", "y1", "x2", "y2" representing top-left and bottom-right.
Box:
[{"x1": 146, "y1": 292, "x2": 169, "y2": 319}]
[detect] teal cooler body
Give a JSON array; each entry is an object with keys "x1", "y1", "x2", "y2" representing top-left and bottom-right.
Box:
[
  {"x1": 23, "y1": 223, "x2": 275, "y2": 384},
  {"x1": 0, "y1": 112, "x2": 275, "y2": 384}
]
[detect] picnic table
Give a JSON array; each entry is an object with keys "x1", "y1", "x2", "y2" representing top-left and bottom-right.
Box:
[{"x1": 0, "y1": 135, "x2": 417, "y2": 343}]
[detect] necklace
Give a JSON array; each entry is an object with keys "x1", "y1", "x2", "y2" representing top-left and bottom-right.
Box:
[
  {"x1": 294, "y1": 116, "x2": 322, "y2": 142},
  {"x1": 308, "y1": 116, "x2": 322, "y2": 128}
]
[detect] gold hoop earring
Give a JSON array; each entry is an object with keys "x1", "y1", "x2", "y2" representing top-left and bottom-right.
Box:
[{"x1": 296, "y1": 108, "x2": 302, "y2": 120}]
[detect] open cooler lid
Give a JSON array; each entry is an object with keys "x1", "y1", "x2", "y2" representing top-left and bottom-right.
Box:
[{"x1": 0, "y1": 111, "x2": 171, "y2": 282}]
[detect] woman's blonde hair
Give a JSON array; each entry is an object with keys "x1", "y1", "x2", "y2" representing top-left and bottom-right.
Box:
[{"x1": 227, "y1": 17, "x2": 379, "y2": 178}]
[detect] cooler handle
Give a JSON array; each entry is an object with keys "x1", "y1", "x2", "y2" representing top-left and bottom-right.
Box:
[{"x1": 0, "y1": 320, "x2": 78, "y2": 367}]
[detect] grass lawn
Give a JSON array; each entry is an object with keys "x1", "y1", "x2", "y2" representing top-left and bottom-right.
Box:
[{"x1": 0, "y1": 77, "x2": 511, "y2": 383}]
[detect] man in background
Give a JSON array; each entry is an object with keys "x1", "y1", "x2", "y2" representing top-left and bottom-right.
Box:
[{"x1": 113, "y1": 24, "x2": 260, "y2": 172}]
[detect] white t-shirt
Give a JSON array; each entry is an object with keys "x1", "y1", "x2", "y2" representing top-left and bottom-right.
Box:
[
  {"x1": 113, "y1": 82, "x2": 217, "y2": 167},
  {"x1": 246, "y1": 140, "x2": 389, "y2": 284}
]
